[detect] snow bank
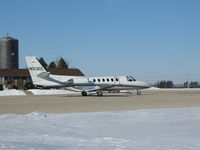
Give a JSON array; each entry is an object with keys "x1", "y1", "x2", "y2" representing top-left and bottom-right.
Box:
[
  {"x1": 145, "y1": 87, "x2": 200, "y2": 90},
  {"x1": 145, "y1": 87, "x2": 160, "y2": 90},
  {"x1": 0, "y1": 89, "x2": 26, "y2": 96},
  {"x1": 0, "y1": 107, "x2": 200, "y2": 150},
  {"x1": 28, "y1": 89, "x2": 79, "y2": 95}
]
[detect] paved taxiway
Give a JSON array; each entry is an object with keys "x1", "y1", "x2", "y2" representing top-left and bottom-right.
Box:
[{"x1": 0, "y1": 90, "x2": 200, "y2": 114}]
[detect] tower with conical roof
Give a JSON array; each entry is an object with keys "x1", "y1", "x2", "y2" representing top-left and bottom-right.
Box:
[{"x1": 0, "y1": 35, "x2": 19, "y2": 69}]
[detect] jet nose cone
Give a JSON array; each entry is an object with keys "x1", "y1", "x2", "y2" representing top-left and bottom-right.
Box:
[
  {"x1": 143, "y1": 82, "x2": 152, "y2": 88},
  {"x1": 146, "y1": 82, "x2": 153, "y2": 88}
]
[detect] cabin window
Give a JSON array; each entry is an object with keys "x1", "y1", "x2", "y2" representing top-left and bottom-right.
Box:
[
  {"x1": 102, "y1": 79, "x2": 105, "y2": 82},
  {"x1": 116, "y1": 78, "x2": 119, "y2": 82},
  {"x1": 98, "y1": 79, "x2": 101, "y2": 82},
  {"x1": 111, "y1": 78, "x2": 114, "y2": 82},
  {"x1": 93, "y1": 79, "x2": 96, "y2": 82},
  {"x1": 107, "y1": 78, "x2": 109, "y2": 82}
]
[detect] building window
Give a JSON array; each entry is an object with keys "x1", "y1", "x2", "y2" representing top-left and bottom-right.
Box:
[
  {"x1": 27, "y1": 77, "x2": 32, "y2": 83},
  {"x1": 7, "y1": 77, "x2": 14, "y2": 84}
]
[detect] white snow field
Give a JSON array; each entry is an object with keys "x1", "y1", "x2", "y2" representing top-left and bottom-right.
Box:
[
  {"x1": 28, "y1": 89, "x2": 79, "y2": 95},
  {"x1": 0, "y1": 108, "x2": 200, "y2": 150},
  {"x1": 0, "y1": 89, "x2": 26, "y2": 96}
]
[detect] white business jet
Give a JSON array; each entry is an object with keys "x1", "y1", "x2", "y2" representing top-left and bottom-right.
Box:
[{"x1": 25, "y1": 56, "x2": 151, "y2": 96}]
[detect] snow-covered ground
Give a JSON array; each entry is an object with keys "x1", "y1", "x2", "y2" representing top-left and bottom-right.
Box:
[
  {"x1": 0, "y1": 107, "x2": 200, "y2": 150},
  {"x1": 145, "y1": 87, "x2": 200, "y2": 90},
  {"x1": 0, "y1": 89, "x2": 78, "y2": 96},
  {"x1": 0, "y1": 89, "x2": 26, "y2": 96},
  {"x1": 28, "y1": 89, "x2": 79, "y2": 95}
]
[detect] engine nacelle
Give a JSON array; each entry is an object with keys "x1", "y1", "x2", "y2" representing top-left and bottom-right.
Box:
[{"x1": 66, "y1": 77, "x2": 92, "y2": 87}]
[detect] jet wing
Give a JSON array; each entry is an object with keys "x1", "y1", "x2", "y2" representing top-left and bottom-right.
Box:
[
  {"x1": 88, "y1": 84, "x2": 114, "y2": 92},
  {"x1": 65, "y1": 84, "x2": 115, "y2": 93},
  {"x1": 81, "y1": 84, "x2": 115, "y2": 92},
  {"x1": 65, "y1": 87, "x2": 82, "y2": 92}
]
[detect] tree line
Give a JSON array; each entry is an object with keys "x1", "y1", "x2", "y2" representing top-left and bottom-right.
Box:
[
  {"x1": 154, "y1": 80, "x2": 200, "y2": 88},
  {"x1": 38, "y1": 57, "x2": 69, "y2": 69},
  {"x1": 183, "y1": 81, "x2": 200, "y2": 88},
  {"x1": 154, "y1": 80, "x2": 174, "y2": 88}
]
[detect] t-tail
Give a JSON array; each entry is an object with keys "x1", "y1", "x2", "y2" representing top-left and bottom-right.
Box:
[{"x1": 25, "y1": 56, "x2": 50, "y2": 85}]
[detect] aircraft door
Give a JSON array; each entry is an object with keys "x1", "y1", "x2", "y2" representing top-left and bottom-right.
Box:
[{"x1": 114, "y1": 77, "x2": 120, "y2": 85}]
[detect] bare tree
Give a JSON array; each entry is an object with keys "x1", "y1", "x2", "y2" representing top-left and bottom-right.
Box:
[
  {"x1": 48, "y1": 61, "x2": 57, "y2": 69},
  {"x1": 38, "y1": 57, "x2": 48, "y2": 69},
  {"x1": 57, "y1": 57, "x2": 68, "y2": 69}
]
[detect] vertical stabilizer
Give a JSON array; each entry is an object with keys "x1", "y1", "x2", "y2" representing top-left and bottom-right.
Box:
[{"x1": 25, "y1": 56, "x2": 47, "y2": 84}]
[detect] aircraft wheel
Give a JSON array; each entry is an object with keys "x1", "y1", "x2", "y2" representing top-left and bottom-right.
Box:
[
  {"x1": 137, "y1": 91, "x2": 141, "y2": 95},
  {"x1": 97, "y1": 91, "x2": 103, "y2": 96},
  {"x1": 81, "y1": 91, "x2": 87, "y2": 96}
]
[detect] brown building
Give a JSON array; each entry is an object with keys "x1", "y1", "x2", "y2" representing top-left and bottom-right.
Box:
[{"x1": 0, "y1": 68, "x2": 84, "y2": 89}]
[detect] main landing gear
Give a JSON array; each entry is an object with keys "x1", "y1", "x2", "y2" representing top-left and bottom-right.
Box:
[
  {"x1": 81, "y1": 91, "x2": 103, "y2": 96},
  {"x1": 81, "y1": 91, "x2": 87, "y2": 96},
  {"x1": 137, "y1": 91, "x2": 141, "y2": 95},
  {"x1": 97, "y1": 91, "x2": 103, "y2": 96}
]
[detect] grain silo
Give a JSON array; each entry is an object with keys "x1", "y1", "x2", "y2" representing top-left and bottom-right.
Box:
[{"x1": 0, "y1": 36, "x2": 19, "y2": 69}]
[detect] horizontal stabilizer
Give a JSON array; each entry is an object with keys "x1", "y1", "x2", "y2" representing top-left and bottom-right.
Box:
[{"x1": 36, "y1": 72, "x2": 50, "y2": 80}]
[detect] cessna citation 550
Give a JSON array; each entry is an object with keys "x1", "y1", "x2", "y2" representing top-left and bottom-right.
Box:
[{"x1": 25, "y1": 56, "x2": 151, "y2": 96}]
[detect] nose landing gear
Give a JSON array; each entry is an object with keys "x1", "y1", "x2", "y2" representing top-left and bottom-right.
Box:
[{"x1": 137, "y1": 91, "x2": 141, "y2": 95}]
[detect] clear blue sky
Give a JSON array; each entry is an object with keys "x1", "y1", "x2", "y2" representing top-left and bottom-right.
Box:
[{"x1": 0, "y1": 0, "x2": 200, "y2": 83}]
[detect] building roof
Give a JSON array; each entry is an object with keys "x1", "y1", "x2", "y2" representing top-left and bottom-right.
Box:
[
  {"x1": 0, "y1": 36, "x2": 18, "y2": 41},
  {"x1": 0, "y1": 68, "x2": 84, "y2": 77}
]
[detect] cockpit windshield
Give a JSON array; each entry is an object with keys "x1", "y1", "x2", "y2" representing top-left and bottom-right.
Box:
[{"x1": 126, "y1": 76, "x2": 136, "y2": 82}]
